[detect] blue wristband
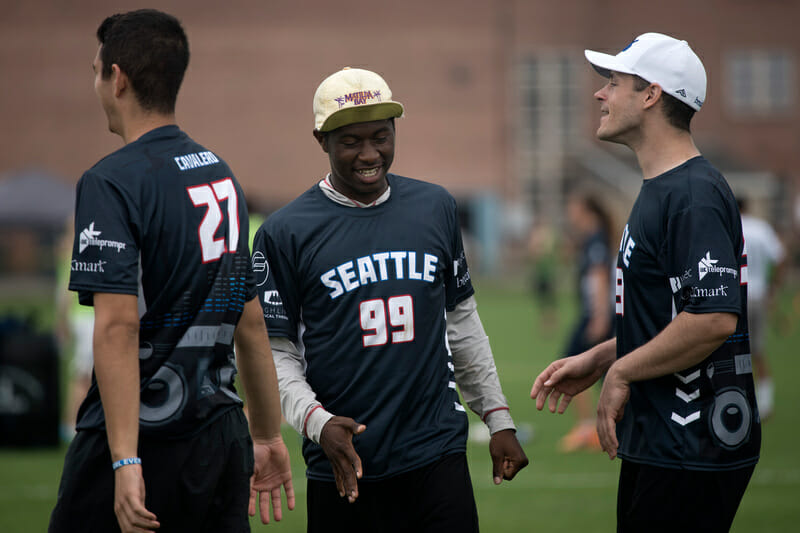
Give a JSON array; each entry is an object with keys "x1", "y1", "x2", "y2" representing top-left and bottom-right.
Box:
[{"x1": 112, "y1": 457, "x2": 142, "y2": 470}]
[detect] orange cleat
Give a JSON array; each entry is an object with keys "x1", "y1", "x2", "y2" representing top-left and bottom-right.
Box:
[{"x1": 558, "y1": 423, "x2": 602, "y2": 453}]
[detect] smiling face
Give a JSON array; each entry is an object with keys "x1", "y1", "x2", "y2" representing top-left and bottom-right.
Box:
[
  {"x1": 315, "y1": 119, "x2": 395, "y2": 204},
  {"x1": 592, "y1": 72, "x2": 647, "y2": 145}
]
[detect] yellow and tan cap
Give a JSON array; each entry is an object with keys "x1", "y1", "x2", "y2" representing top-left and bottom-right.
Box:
[{"x1": 313, "y1": 67, "x2": 405, "y2": 132}]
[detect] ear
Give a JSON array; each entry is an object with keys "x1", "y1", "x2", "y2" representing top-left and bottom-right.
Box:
[
  {"x1": 110, "y1": 64, "x2": 128, "y2": 98},
  {"x1": 642, "y1": 83, "x2": 662, "y2": 110},
  {"x1": 312, "y1": 129, "x2": 329, "y2": 152}
]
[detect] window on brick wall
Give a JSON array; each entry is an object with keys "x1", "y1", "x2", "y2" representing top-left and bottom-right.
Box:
[
  {"x1": 516, "y1": 52, "x2": 584, "y2": 224},
  {"x1": 518, "y1": 54, "x2": 583, "y2": 150},
  {"x1": 725, "y1": 50, "x2": 795, "y2": 116}
]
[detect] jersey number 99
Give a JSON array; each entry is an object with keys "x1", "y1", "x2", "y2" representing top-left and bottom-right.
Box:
[{"x1": 360, "y1": 295, "x2": 415, "y2": 347}]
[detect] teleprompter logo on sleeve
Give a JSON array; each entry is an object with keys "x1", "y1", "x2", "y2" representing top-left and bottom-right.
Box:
[
  {"x1": 698, "y1": 251, "x2": 738, "y2": 281},
  {"x1": 78, "y1": 222, "x2": 127, "y2": 254}
]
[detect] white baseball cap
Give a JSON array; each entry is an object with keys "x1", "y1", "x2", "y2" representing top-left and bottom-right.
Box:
[
  {"x1": 584, "y1": 32, "x2": 707, "y2": 111},
  {"x1": 313, "y1": 67, "x2": 405, "y2": 132}
]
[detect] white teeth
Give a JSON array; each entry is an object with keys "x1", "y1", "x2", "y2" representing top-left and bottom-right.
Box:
[{"x1": 359, "y1": 168, "x2": 378, "y2": 177}]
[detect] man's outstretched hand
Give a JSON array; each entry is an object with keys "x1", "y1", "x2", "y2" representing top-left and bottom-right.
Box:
[{"x1": 250, "y1": 436, "x2": 295, "y2": 524}]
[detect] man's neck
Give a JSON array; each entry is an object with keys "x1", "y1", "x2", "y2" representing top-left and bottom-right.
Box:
[
  {"x1": 632, "y1": 127, "x2": 700, "y2": 180},
  {"x1": 119, "y1": 112, "x2": 177, "y2": 145}
]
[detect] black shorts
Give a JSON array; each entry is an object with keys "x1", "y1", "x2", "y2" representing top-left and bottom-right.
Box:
[
  {"x1": 617, "y1": 460, "x2": 755, "y2": 533},
  {"x1": 49, "y1": 407, "x2": 254, "y2": 533},
  {"x1": 307, "y1": 452, "x2": 479, "y2": 533}
]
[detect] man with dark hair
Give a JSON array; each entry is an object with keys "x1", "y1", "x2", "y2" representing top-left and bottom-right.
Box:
[
  {"x1": 630, "y1": 75, "x2": 695, "y2": 131},
  {"x1": 253, "y1": 67, "x2": 528, "y2": 532},
  {"x1": 532, "y1": 33, "x2": 760, "y2": 532},
  {"x1": 49, "y1": 10, "x2": 293, "y2": 533},
  {"x1": 95, "y1": 10, "x2": 189, "y2": 114}
]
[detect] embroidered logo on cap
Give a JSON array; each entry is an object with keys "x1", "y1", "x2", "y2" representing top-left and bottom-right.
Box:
[
  {"x1": 621, "y1": 38, "x2": 639, "y2": 52},
  {"x1": 334, "y1": 90, "x2": 383, "y2": 109}
]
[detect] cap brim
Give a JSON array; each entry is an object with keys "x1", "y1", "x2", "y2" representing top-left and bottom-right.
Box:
[
  {"x1": 318, "y1": 102, "x2": 405, "y2": 132},
  {"x1": 584, "y1": 49, "x2": 636, "y2": 78}
]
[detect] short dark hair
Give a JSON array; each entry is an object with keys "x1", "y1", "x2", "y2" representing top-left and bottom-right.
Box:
[
  {"x1": 97, "y1": 9, "x2": 189, "y2": 114},
  {"x1": 632, "y1": 75, "x2": 695, "y2": 132}
]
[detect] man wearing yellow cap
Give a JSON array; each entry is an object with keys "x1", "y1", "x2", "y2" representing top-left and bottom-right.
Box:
[{"x1": 252, "y1": 67, "x2": 528, "y2": 532}]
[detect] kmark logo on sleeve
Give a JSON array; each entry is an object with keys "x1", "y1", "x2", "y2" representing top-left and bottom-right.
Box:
[
  {"x1": 71, "y1": 259, "x2": 106, "y2": 273},
  {"x1": 78, "y1": 222, "x2": 127, "y2": 254},
  {"x1": 698, "y1": 251, "x2": 738, "y2": 281}
]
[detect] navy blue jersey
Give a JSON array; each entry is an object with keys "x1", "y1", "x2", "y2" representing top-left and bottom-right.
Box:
[
  {"x1": 69, "y1": 125, "x2": 255, "y2": 438},
  {"x1": 615, "y1": 156, "x2": 760, "y2": 470},
  {"x1": 564, "y1": 230, "x2": 614, "y2": 357},
  {"x1": 577, "y1": 230, "x2": 612, "y2": 319},
  {"x1": 253, "y1": 174, "x2": 473, "y2": 481}
]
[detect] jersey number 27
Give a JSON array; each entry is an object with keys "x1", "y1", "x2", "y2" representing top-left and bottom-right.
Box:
[{"x1": 187, "y1": 178, "x2": 240, "y2": 263}]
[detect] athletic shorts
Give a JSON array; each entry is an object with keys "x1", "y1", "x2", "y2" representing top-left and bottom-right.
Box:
[
  {"x1": 49, "y1": 407, "x2": 254, "y2": 533},
  {"x1": 307, "y1": 452, "x2": 479, "y2": 533},
  {"x1": 617, "y1": 460, "x2": 755, "y2": 533}
]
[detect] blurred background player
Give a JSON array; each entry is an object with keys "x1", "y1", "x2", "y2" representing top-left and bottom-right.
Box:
[
  {"x1": 738, "y1": 196, "x2": 785, "y2": 420},
  {"x1": 253, "y1": 67, "x2": 528, "y2": 533},
  {"x1": 556, "y1": 192, "x2": 614, "y2": 452},
  {"x1": 48, "y1": 10, "x2": 293, "y2": 532},
  {"x1": 527, "y1": 218, "x2": 559, "y2": 334},
  {"x1": 55, "y1": 217, "x2": 93, "y2": 442}
]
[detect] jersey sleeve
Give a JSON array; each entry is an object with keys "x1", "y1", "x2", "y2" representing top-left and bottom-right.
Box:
[
  {"x1": 68, "y1": 170, "x2": 140, "y2": 305},
  {"x1": 444, "y1": 197, "x2": 475, "y2": 311},
  {"x1": 664, "y1": 204, "x2": 742, "y2": 315},
  {"x1": 253, "y1": 221, "x2": 300, "y2": 341}
]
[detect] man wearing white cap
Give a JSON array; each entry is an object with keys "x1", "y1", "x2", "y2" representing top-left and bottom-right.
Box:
[
  {"x1": 532, "y1": 33, "x2": 760, "y2": 531},
  {"x1": 253, "y1": 67, "x2": 528, "y2": 532}
]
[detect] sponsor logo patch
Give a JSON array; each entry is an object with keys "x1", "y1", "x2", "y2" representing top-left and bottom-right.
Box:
[
  {"x1": 71, "y1": 259, "x2": 107, "y2": 273},
  {"x1": 669, "y1": 268, "x2": 693, "y2": 293},
  {"x1": 252, "y1": 251, "x2": 270, "y2": 287},
  {"x1": 78, "y1": 222, "x2": 127, "y2": 254},
  {"x1": 691, "y1": 284, "x2": 729, "y2": 298},
  {"x1": 698, "y1": 251, "x2": 737, "y2": 281},
  {"x1": 262, "y1": 290, "x2": 288, "y2": 321}
]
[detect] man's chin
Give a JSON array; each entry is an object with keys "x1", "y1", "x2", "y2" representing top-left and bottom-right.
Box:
[{"x1": 597, "y1": 128, "x2": 625, "y2": 145}]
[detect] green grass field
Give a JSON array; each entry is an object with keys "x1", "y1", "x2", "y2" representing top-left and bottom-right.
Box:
[{"x1": 1, "y1": 280, "x2": 798, "y2": 532}]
